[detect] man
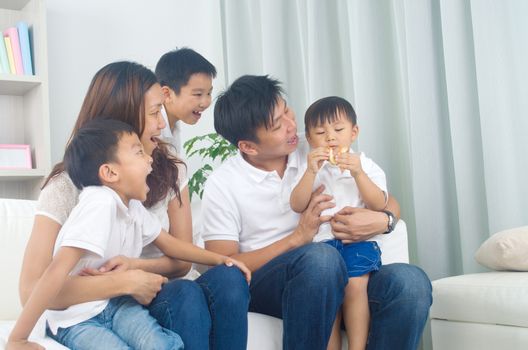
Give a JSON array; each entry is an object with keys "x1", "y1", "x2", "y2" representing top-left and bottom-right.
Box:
[{"x1": 202, "y1": 75, "x2": 432, "y2": 349}]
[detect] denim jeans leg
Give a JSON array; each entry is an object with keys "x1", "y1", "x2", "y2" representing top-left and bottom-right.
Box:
[
  {"x1": 148, "y1": 278, "x2": 211, "y2": 350},
  {"x1": 196, "y1": 264, "x2": 250, "y2": 350},
  {"x1": 366, "y1": 263, "x2": 432, "y2": 350},
  {"x1": 249, "y1": 243, "x2": 348, "y2": 350},
  {"x1": 48, "y1": 313, "x2": 131, "y2": 350},
  {"x1": 110, "y1": 296, "x2": 183, "y2": 350}
]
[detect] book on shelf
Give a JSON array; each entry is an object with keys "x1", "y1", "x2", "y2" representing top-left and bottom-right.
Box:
[
  {"x1": 3, "y1": 36, "x2": 16, "y2": 74},
  {"x1": 3, "y1": 27, "x2": 23, "y2": 74},
  {"x1": 0, "y1": 35, "x2": 9, "y2": 73},
  {"x1": 17, "y1": 22, "x2": 33, "y2": 75}
]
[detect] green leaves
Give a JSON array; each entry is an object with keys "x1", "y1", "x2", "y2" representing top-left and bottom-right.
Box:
[{"x1": 184, "y1": 133, "x2": 237, "y2": 200}]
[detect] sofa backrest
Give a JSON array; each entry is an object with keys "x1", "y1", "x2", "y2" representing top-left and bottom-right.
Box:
[{"x1": 0, "y1": 198, "x2": 37, "y2": 320}]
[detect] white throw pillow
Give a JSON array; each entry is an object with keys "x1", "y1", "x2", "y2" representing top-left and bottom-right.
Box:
[{"x1": 475, "y1": 226, "x2": 528, "y2": 271}]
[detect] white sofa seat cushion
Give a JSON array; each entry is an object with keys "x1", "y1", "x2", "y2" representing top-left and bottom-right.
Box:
[{"x1": 431, "y1": 272, "x2": 528, "y2": 328}]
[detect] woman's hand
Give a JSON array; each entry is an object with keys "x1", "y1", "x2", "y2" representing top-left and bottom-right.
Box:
[
  {"x1": 223, "y1": 257, "x2": 251, "y2": 284},
  {"x1": 6, "y1": 340, "x2": 44, "y2": 350}
]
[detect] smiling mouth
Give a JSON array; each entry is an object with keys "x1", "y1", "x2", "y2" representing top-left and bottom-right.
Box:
[{"x1": 287, "y1": 135, "x2": 298, "y2": 145}]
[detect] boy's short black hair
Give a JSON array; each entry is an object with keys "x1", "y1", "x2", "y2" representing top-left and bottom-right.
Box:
[
  {"x1": 214, "y1": 75, "x2": 284, "y2": 146},
  {"x1": 155, "y1": 47, "x2": 217, "y2": 94},
  {"x1": 304, "y1": 96, "x2": 357, "y2": 134},
  {"x1": 64, "y1": 119, "x2": 135, "y2": 189}
]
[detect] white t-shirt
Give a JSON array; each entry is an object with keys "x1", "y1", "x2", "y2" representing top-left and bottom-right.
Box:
[
  {"x1": 46, "y1": 186, "x2": 161, "y2": 334},
  {"x1": 201, "y1": 139, "x2": 309, "y2": 253},
  {"x1": 161, "y1": 105, "x2": 183, "y2": 156},
  {"x1": 308, "y1": 149, "x2": 387, "y2": 242},
  {"x1": 37, "y1": 165, "x2": 187, "y2": 260}
]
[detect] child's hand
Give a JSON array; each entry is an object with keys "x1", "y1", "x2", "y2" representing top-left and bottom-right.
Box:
[
  {"x1": 307, "y1": 147, "x2": 328, "y2": 174},
  {"x1": 6, "y1": 339, "x2": 45, "y2": 350},
  {"x1": 223, "y1": 257, "x2": 251, "y2": 284},
  {"x1": 79, "y1": 255, "x2": 132, "y2": 276},
  {"x1": 336, "y1": 151, "x2": 363, "y2": 177}
]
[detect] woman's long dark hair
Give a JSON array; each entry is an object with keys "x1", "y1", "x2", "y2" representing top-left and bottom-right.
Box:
[{"x1": 43, "y1": 61, "x2": 184, "y2": 207}]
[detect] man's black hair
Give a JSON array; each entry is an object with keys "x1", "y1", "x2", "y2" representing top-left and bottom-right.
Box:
[{"x1": 214, "y1": 75, "x2": 284, "y2": 146}]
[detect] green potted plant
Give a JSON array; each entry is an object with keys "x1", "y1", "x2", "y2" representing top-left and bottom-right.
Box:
[{"x1": 184, "y1": 133, "x2": 237, "y2": 200}]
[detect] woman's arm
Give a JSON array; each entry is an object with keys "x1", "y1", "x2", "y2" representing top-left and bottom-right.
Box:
[
  {"x1": 19, "y1": 215, "x2": 166, "y2": 309},
  {"x1": 137, "y1": 186, "x2": 193, "y2": 278},
  {"x1": 154, "y1": 231, "x2": 251, "y2": 282}
]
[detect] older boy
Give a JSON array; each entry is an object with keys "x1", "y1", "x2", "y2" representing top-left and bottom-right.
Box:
[
  {"x1": 201, "y1": 75, "x2": 432, "y2": 350},
  {"x1": 155, "y1": 47, "x2": 216, "y2": 155},
  {"x1": 8, "y1": 119, "x2": 249, "y2": 350}
]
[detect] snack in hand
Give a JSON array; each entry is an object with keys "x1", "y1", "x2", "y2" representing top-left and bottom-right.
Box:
[{"x1": 328, "y1": 147, "x2": 349, "y2": 165}]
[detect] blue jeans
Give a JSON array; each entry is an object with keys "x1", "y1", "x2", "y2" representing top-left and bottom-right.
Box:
[
  {"x1": 148, "y1": 264, "x2": 249, "y2": 350},
  {"x1": 249, "y1": 243, "x2": 432, "y2": 350},
  {"x1": 249, "y1": 243, "x2": 349, "y2": 350},
  {"x1": 48, "y1": 296, "x2": 183, "y2": 350},
  {"x1": 366, "y1": 263, "x2": 432, "y2": 349}
]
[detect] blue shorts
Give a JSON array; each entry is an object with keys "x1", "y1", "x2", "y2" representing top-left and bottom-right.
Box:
[{"x1": 324, "y1": 240, "x2": 381, "y2": 277}]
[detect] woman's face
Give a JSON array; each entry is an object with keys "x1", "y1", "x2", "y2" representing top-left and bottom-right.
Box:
[{"x1": 140, "y1": 83, "x2": 166, "y2": 156}]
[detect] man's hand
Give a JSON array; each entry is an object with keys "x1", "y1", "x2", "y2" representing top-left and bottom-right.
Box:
[
  {"x1": 331, "y1": 206, "x2": 387, "y2": 243},
  {"x1": 292, "y1": 185, "x2": 334, "y2": 246},
  {"x1": 6, "y1": 340, "x2": 44, "y2": 350},
  {"x1": 125, "y1": 269, "x2": 168, "y2": 305}
]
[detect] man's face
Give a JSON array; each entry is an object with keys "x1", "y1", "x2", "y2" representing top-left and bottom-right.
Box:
[{"x1": 252, "y1": 98, "x2": 299, "y2": 159}]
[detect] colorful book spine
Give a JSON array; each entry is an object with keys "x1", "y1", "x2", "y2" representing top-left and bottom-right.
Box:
[
  {"x1": 0, "y1": 37, "x2": 10, "y2": 73},
  {"x1": 4, "y1": 27, "x2": 23, "y2": 74},
  {"x1": 4, "y1": 37, "x2": 16, "y2": 74},
  {"x1": 17, "y1": 22, "x2": 33, "y2": 75}
]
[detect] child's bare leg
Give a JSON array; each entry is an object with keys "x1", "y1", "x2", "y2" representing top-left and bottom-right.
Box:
[
  {"x1": 326, "y1": 309, "x2": 342, "y2": 350},
  {"x1": 343, "y1": 274, "x2": 370, "y2": 350}
]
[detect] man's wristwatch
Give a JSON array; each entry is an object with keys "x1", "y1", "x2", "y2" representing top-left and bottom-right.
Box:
[{"x1": 382, "y1": 210, "x2": 397, "y2": 234}]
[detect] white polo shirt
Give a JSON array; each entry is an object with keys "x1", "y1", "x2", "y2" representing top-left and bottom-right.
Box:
[
  {"x1": 201, "y1": 140, "x2": 309, "y2": 253},
  {"x1": 46, "y1": 186, "x2": 161, "y2": 334},
  {"x1": 310, "y1": 149, "x2": 387, "y2": 242},
  {"x1": 161, "y1": 105, "x2": 183, "y2": 156}
]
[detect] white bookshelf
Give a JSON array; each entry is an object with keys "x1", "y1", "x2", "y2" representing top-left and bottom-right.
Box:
[{"x1": 0, "y1": 0, "x2": 50, "y2": 199}]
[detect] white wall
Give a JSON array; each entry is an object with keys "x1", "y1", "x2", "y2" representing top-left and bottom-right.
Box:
[{"x1": 46, "y1": 0, "x2": 226, "y2": 176}]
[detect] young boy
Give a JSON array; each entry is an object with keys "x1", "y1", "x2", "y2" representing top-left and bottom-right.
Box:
[
  {"x1": 7, "y1": 119, "x2": 250, "y2": 350},
  {"x1": 290, "y1": 96, "x2": 389, "y2": 350},
  {"x1": 155, "y1": 47, "x2": 216, "y2": 155}
]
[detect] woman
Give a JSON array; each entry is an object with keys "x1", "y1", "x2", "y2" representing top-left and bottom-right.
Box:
[{"x1": 19, "y1": 61, "x2": 249, "y2": 350}]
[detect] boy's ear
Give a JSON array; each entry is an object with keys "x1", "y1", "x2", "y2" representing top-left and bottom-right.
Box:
[
  {"x1": 351, "y1": 124, "x2": 360, "y2": 142},
  {"x1": 98, "y1": 163, "x2": 119, "y2": 184},
  {"x1": 161, "y1": 86, "x2": 172, "y2": 101},
  {"x1": 238, "y1": 140, "x2": 258, "y2": 156}
]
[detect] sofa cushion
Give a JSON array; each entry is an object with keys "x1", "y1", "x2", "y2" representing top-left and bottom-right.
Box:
[
  {"x1": 0, "y1": 199, "x2": 37, "y2": 321},
  {"x1": 431, "y1": 272, "x2": 528, "y2": 328},
  {"x1": 475, "y1": 226, "x2": 528, "y2": 271}
]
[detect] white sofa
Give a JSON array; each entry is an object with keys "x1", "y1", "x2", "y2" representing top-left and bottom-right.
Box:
[
  {"x1": 0, "y1": 198, "x2": 409, "y2": 350},
  {"x1": 431, "y1": 272, "x2": 528, "y2": 350}
]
